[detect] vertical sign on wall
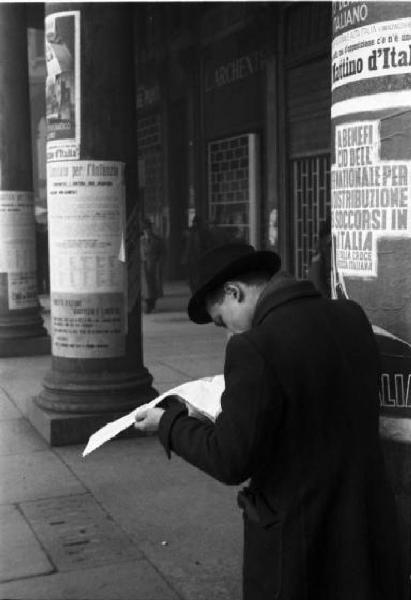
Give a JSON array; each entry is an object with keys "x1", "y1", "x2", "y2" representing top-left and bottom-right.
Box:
[
  {"x1": 331, "y1": 2, "x2": 411, "y2": 417},
  {"x1": 45, "y1": 11, "x2": 80, "y2": 162}
]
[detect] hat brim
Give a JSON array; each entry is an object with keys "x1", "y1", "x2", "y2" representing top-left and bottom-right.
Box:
[{"x1": 187, "y1": 250, "x2": 281, "y2": 324}]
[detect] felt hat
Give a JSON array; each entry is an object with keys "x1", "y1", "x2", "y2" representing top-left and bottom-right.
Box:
[{"x1": 187, "y1": 243, "x2": 281, "y2": 324}]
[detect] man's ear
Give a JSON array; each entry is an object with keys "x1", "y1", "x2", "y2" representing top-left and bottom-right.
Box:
[{"x1": 223, "y1": 281, "x2": 244, "y2": 301}]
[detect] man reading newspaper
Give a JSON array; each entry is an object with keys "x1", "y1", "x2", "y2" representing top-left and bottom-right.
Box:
[{"x1": 134, "y1": 242, "x2": 406, "y2": 600}]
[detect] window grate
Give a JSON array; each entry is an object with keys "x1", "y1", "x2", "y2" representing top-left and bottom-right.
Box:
[
  {"x1": 137, "y1": 114, "x2": 163, "y2": 222},
  {"x1": 208, "y1": 133, "x2": 259, "y2": 247},
  {"x1": 291, "y1": 154, "x2": 330, "y2": 279}
]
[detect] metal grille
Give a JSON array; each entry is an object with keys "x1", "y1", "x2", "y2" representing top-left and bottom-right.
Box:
[
  {"x1": 137, "y1": 114, "x2": 163, "y2": 229},
  {"x1": 292, "y1": 155, "x2": 330, "y2": 279},
  {"x1": 208, "y1": 134, "x2": 250, "y2": 243}
]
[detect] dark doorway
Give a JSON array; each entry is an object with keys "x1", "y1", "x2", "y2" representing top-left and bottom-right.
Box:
[{"x1": 167, "y1": 98, "x2": 188, "y2": 279}]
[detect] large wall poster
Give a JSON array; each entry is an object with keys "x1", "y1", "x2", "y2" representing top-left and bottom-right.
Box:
[
  {"x1": 48, "y1": 161, "x2": 127, "y2": 358},
  {"x1": 331, "y1": 2, "x2": 411, "y2": 415}
]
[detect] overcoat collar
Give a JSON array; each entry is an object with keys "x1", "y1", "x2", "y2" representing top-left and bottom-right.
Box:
[{"x1": 252, "y1": 273, "x2": 321, "y2": 327}]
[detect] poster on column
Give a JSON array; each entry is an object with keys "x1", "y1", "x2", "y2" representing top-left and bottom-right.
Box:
[
  {"x1": 0, "y1": 192, "x2": 38, "y2": 310},
  {"x1": 332, "y1": 2, "x2": 411, "y2": 99},
  {"x1": 331, "y1": 2, "x2": 411, "y2": 415},
  {"x1": 45, "y1": 11, "x2": 81, "y2": 162},
  {"x1": 48, "y1": 161, "x2": 127, "y2": 358},
  {"x1": 331, "y1": 119, "x2": 411, "y2": 277}
]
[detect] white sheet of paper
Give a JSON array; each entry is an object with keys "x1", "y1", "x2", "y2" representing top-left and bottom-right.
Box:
[{"x1": 82, "y1": 374, "x2": 225, "y2": 457}]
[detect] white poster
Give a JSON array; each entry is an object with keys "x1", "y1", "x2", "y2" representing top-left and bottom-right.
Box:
[
  {"x1": 45, "y1": 11, "x2": 81, "y2": 162},
  {"x1": 0, "y1": 191, "x2": 38, "y2": 310},
  {"x1": 48, "y1": 161, "x2": 127, "y2": 358},
  {"x1": 51, "y1": 292, "x2": 126, "y2": 358},
  {"x1": 332, "y1": 120, "x2": 411, "y2": 277},
  {"x1": 332, "y1": 16, "x2": 411, "y2": 91}
]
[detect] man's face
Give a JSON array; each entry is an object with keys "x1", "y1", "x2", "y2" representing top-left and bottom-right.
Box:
[{"x1": 206, "y1": 283, "x2": 255, "y2": 334}]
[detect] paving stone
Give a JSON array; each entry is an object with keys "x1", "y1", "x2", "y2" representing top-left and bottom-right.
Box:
[
  {"x1": 0, "y1": 288, "x2": 237, "y2": 599},
  {"x1": 0, "y1": 387, "x2": 20, "y2": 420},
  {"x1": 0, "y1": 561, "x2": 179, "y2": 600},
  {"x1": 141, "y1": 542, "x2": 241, "y2": 600},
  {"x1": 148, "y1": 364, "x2": 192, "y2": 386},
  {"x1": 59, "y1": 437, "x2": 243, "y2": 600},
  {"x1": 161, "y1": 356, "x2": 224, "y2": 379},
  {"x1": 0, "y1": 504, "x2": 53, "y2": 582},
  {"x1": 0, "y1": 452, "x2": 85, "y2": 504},
  {"x1": 0, "y1": 356, "x2": 49, "y2": 415},
  {"x1": 0, "y1": 418, "x2": 48, "y2": 456},
  {"x1": 20, "y1": 493, "x2": 141, "y2": 571},
  {"x1": 155, "y1": 380, "x2": 192, "y2": 395}
]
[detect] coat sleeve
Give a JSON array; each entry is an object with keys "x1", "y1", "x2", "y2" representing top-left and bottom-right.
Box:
[{"x1": 158, "y1": 333, "x2": 283, "y2": 485}]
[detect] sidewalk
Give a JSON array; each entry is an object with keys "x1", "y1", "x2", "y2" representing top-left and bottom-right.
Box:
[{"x1": 0, "y1": 282, "x2": 242, "y2": 600}]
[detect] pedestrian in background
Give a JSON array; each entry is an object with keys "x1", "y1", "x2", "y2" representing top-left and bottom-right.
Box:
[
  {"x1": 308, "y1": 216, "x2": 332, "y2": 298},
  {"x1": 181, "y1": 215, "x2": 211, "y2": 292},
  {"x1": 140, "y1": 219, "x2": 165, "y2": 314},
  {"x1": 36, "y1": 222, "x2": 49, "y2": 295},
  {"x1": 135, "y1": 242, "x2": 405, "y2": 600}
]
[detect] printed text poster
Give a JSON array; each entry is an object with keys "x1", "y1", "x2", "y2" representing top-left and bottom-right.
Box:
[
  {"x1": 48, "y1": 161, "x2": 127, "y2": 358},
  {"x1": 0, "y1": 191, "x2": 38, "y2": 310}
]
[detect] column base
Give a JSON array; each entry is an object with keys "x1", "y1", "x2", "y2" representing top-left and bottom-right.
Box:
[
  {"x1": 33, "y1": 364, "x2": 158, "y2": 446},
  {"x1": 0, "y1": 306, "x2": 50, "y2": 357},
  {"x1": 0, "y1": 334, "x2": 50, "y2": 357},
  {"x1": 36, "y1": 367, "x2": 157, "y2": 414},
  {"x1": 28, "y1": 397, "x2": 154, "y2": 447}
]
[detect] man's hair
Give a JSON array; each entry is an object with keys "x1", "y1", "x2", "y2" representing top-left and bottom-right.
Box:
[{"x1": 206, "y1": 270, "x2": 272, "y2": 306}]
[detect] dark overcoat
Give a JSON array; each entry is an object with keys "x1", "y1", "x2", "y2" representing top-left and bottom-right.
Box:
[{"x1": 159, "y1": 278, "x2": 406, "y2": 599}]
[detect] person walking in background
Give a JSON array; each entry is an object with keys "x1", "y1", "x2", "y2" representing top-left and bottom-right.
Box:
[
  {"x1": 308, "y1": 216, "x2": 332, "y2": 298},
  {"x1": 181, "y1": 214, "x2": 211, "y2": 292},
  {"x1": 140, "y1": 218, "x2": 165, "y2": 314},
  {"x1": 36, "y1": 221, "x2": 50, "y2": 295},
  {"x1": 135, "y1": 242, "x2": 406, "y2": 600}
]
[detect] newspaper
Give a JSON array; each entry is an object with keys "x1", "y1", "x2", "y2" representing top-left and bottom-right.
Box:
[{"x1": 82, "y1": 374, "x2": 225, "y2": 457}]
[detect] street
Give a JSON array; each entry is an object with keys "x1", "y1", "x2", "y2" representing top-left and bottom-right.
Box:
[{"x1": 0, "y1": 283, "x2": 243, "y2": 600}]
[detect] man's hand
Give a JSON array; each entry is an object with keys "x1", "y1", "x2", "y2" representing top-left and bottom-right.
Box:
[{"x1": 134, "y1": 407, "x2": 165, "y2": 433}]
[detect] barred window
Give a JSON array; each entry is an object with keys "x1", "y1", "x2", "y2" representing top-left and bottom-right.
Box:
[
  {"x1": 292, "y1": 154, "x2": 330, "y2": 279},
  {"x1": 208, "y1": 133, "x2": 260, "y2": 247}
]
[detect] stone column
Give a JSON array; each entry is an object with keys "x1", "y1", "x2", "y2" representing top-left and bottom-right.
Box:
[
  {"x1": 0, "y1": 4, "x2": 49, "y2": 357},
  {"x1": 331, "y1": 0, "x2": 411, "y2": 574},
  {"x1": 30, "y1": 3, "x2": 156, "y2": 445}
]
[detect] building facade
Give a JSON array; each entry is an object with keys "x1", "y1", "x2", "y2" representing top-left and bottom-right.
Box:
[{"x1": 133, "y1": 2, "x2": 332, "y2": 279}]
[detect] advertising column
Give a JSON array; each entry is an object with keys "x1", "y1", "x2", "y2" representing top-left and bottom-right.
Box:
[
  {"x1": 0, "y1": 5, "x2": 49, "y2": 356},
  {"x1": 32, "y1": 4, "x2": 156, "y2": 445},
  {"x1": 331, "y1": 0, "x2": 411, "y2": 566}
]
